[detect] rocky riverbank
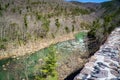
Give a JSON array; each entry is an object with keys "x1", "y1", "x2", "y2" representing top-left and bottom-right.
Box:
[{"x1": 74, "y1": 27, "x2": 120, "y2": 80}]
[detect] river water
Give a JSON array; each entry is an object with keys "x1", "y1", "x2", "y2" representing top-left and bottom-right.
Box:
[{"x1": 0, "y1": 32, "x2": 87, "y2": 80}]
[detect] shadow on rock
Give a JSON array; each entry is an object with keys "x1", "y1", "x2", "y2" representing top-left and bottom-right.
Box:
[{"x1": 64, "y1": 68, "x2": 83, "y2": 80}]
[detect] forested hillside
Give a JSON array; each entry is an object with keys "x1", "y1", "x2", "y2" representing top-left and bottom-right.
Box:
[{"x1": 0, "y1": 0, "x2": 98, "y2": 59}]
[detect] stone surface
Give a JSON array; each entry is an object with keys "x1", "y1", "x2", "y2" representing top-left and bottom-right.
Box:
[
  {"x1": 81, "y1": 68, "x2": 92, "y2": 74},
  {"x1": 89, "y1": 56, "x2": 97, "y2": 62},
  {"x1": 110, "y1": 70, "x2": 120, "y2": 77},
  {"x1": 74, "y1": 27, "x2": 120, "y2": 80},
  {"x1": 92, "y1": 70, "x2": 108, "y2": 78}
]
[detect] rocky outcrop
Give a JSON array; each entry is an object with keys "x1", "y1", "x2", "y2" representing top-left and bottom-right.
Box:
[{"x1": 74, "y1": 27, "x2": 120, "y2": 80}]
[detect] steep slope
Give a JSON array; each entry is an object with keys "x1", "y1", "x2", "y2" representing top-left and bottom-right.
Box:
[
  {"x1": 0, "y1": 0, "x2": 98, "y2": 59},
  {"x1": 72, "y1": 1, "x2": 120, "y2": 80},
  {"x1": 74, "y1": 27, "x2": 120, "y2": 80},
  {"x1": 87, "y1": 0, "x2": 120, "y2": 55},
  {"x1": 66, "y1": 1, "x2": 120, "y2": 80}
]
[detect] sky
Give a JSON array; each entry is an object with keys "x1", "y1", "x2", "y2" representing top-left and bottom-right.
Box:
[{"x1": 65, "y1": 0, "x2": 111, "y2": 3}]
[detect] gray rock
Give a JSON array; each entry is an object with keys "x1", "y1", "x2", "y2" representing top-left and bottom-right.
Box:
[
  {"x1": 81, "y1": 68, "x2": 92, "y2": 75},
  {"x1": 73, "y1": 27, "x2": 120, "y2": 80},
  {"x1": 110, "y1": 70, "x2": 120, "y2": 77},
  {"x1": 92, "y1": 70, "x2": 108, "y2": 78}
]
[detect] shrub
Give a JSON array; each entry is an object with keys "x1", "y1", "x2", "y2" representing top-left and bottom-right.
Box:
[
  {"x1": 0, "y1": 44, "x2": 6, "y2": 50},
  {"x1": 0, "y1": 4, "x2": 3, "y2": 16},
  {"x1": 65, "y1": 26, "x2": 70, "y2": 33},
  {"x1": 36, "y1": 12, "x2": 42, "y2": 20},
  {"x1": 102, "y1": 15, "x2": 112, "y2": 34},
  {"x1": 19, "y1": 9, "x2": 22, "y2": 14},
  {"x1": 0, "y1": 11, "x2": 2, "y2": 16},
  {"x1": 55, "y1": 19, "x2": 60, "y2": 29},
  {"x1": 5, "y1": 3, "x2": 9, "y2": 9},
  {"x1": 35, "y1": 45, "x2": 58, "y2": 80},
  {"x1": 72, "y1": 25, "x2": 74, "y2": 32},
  {"x1": 42, "y1": 18, "x2": 50, "y2": 33},
  {"x1": 88, "y1": 19, "x2": 101, "y2": 38},
  {"x1": 24, "y1": 14, "x2": 28, "y2": 28},
  {"x1": 51, "y1": 33, "x2": 55, "y2": 38},
  {"x1": 12, "y1": 8, "x2": 16, "y2": 13}
]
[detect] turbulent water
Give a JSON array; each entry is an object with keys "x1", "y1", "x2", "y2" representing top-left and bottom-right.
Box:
[{"x1": 74, "y1": 27, "x2": 120, "y2": 80}]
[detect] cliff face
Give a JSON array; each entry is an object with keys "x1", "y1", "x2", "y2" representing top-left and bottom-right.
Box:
[
  {"x1": 86, "y1": 0, "x2": 120, "y2": 56},
  {"x1": 74, "y1": 27, "x2": 120, "y2": 80},
  {"x1": 74, "y1": 1, "x2": 120, "y2": 77}
]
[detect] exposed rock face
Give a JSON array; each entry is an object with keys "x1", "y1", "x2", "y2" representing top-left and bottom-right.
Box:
[{"x1": 74, "y1": 27, "x2": 120, "y2": 80}]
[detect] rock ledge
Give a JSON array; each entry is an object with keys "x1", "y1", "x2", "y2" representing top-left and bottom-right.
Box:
[{"x1": 74, "y1": 27, "x2": 120, "y2": 80}]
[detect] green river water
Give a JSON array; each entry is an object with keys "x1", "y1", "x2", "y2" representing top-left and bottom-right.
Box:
[{"x1": 0, "y1": 32, "x2": 87, "y2": 80}]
